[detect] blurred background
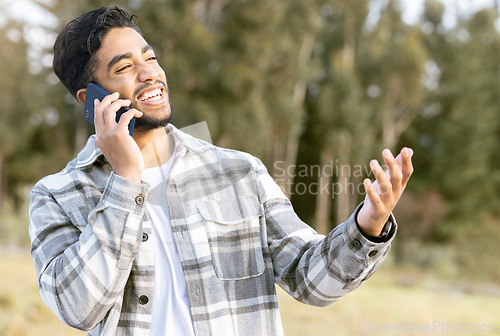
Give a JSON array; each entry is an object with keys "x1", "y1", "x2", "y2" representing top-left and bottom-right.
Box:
[{"x1": 0, "y1": 0, "x2": 499, "y2": 335}]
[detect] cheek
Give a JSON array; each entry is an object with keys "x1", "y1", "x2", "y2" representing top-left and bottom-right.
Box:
[
  {"x1": 156, "y1": 66, "x2": 167, "y2": 80},
  {"x1": 114, "y1": 80, "x2": 136, "y2": 100}
]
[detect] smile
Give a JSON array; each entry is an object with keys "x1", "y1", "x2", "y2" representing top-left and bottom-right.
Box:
[{"x1": 138, "y1": 88, "x2": 163, "y2": 102}]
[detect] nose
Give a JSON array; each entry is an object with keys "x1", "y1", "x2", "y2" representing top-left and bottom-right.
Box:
[{"x1": 137, "y1": 62, "x2": 160, "y2": 82}]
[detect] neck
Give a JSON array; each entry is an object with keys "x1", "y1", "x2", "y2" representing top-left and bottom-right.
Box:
[{"x1": 133, "y1": 127, "x2": 174, "y2": 168}]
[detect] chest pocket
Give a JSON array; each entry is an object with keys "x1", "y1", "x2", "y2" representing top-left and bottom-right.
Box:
[{"x1": 197, "y1": 196, "x2": 265, "y2": 280}]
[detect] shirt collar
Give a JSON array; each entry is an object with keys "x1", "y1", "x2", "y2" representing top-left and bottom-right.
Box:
[
  {"x1": 75, "y1": 124, "x2": 212, "y2": 170},
  {"x1": 167, "y1": 124, "x2": 212, "y2": 155}
]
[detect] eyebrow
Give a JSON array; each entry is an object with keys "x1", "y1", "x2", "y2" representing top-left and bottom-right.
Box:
[{"x1": 107, "y1": 45, "x2": 154, "y2": 72}]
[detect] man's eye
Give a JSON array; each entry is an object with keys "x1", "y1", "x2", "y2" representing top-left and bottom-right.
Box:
[
  {"x1": 117, "y1": 65, "x2": 131, "y2": 72},
  {"x1": 147, "y1": 56, "x2": 157, "y2": 61}
]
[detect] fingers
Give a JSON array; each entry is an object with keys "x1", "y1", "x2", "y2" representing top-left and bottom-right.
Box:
[
  {"x1": 401, "y1": 147, "x2": 414, "y2": 184},
  {"x1": 94, "y1": 92, "x2": 119, "y2": 130},
  {"x1": 367, "y1": 147, "x2": 414, "y2": 206},
  {"x1": 359, "y1": 147, "x2": 414, "y2": 233},
  {"x1": 382, "y1": 149, "x2": 402, "y2": 195},
  {"x1": 94, "y1": 92, "x2": 137, "y2": 134},
  {"x1": 117, "y1": 108, "x2": 143, "y2": 129},
  {"x1": 370, "y1": 158, "x2": 389, "y2": 195},
  {"x1": 363, "y1": 178, "x2": 385, "y2": 216},
  {"x1": 379, "y1": 147, "x2": 414, "y2": 192}
]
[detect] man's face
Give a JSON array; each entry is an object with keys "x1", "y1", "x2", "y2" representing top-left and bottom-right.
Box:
[{"x1": 91, "y1": 27, "x2": 173, "y2": 130}]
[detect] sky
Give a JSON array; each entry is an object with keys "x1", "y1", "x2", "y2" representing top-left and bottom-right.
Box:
[
  {"x1": 0, "y1": 0, "x2": 57, "y2": 28},
  {"x1": 399, "y1": 0, "x2": 498, "y2": 27}
]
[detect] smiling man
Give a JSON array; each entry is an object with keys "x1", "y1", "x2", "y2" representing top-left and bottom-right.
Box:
[{"x1": 29, "y1": 6, "x2": 414, "y2": 336}]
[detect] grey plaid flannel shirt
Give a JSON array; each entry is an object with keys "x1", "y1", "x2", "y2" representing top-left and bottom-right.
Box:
[{"x1": 29, "y1": 124, "x2": 396, "y2": 336}]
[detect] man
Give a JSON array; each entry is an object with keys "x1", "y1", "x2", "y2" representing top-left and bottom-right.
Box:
[{"x1": 29, "y1": 6, "x2": 413, "y2": 336}]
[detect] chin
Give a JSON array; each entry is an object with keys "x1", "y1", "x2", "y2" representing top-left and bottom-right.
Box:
[{"x1": 134, "y1": 109, "x2": 175, "y2": 131}]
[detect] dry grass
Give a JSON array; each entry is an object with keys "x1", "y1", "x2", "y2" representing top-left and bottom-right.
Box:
[
  {"x1": 278, "y1": 267, "x2": 500, "y2": 336},
  {"x1": 1, "y1": 251, "x2": 499, "y2": 336},
  {"x1": 0, "y1": 250, "x2": 85, "y2": 336}
]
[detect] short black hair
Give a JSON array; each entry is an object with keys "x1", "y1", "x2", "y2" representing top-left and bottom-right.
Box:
[{"x1": 53, "y1": 6, "x2": 141, "y2": 98}]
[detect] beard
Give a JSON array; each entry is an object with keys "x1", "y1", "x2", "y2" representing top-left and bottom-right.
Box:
[
  {"x1": 133, "y1": 102, "x2": 175, "y2": 131},
  {"x1": 131, "y1": 80, "x2": 175, "y2": 131}
]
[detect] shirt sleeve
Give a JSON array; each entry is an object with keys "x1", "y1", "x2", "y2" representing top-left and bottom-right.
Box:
[
  {"x1": 29, "y1": 172, "x2": 150, "y2": 330},
  {"x1": 253, "y1": 157, "x2": 396, "y2": 307},
  {"x1": 357, "y1": 216, "x2": 395, "y2": 243}
]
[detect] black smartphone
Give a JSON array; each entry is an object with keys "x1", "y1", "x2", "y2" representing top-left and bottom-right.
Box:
[{"x1": 83, "y1": 82, "x2": 135, "y2": 136}]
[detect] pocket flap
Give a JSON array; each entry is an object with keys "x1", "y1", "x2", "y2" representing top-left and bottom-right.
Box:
[{"x1": 197, "y1": 195, "x2": 262, "y2": 225}]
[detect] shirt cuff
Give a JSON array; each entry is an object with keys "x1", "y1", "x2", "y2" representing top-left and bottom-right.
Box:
[
  {"x1": 353, "y1": 202, "x2": 396, "y2": 243},
  {"x1": 101, "y1": 172, "x2": 150, "y2": 216}
]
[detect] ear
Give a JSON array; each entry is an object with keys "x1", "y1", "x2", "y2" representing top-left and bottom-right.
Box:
[{"x1": 76, "y1": 88, "x2": 87, "y2": 105}]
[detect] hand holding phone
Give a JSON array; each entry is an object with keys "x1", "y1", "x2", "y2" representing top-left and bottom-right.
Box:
[{"x1": 83, "y1": 82, "x2": 135, "y2": 136}]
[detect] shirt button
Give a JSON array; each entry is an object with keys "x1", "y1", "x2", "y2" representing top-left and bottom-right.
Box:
[
  {"x1": 353, "y1": 239, "x2": 361, "y2": 248},
  {"x1": 135, "y1": 195, "x2": 145, "y2": 205},
  {"x1": 368, "y1": 251, "x2": 378, "y2": 257},
  {"x1": 194, "y1": 286, "x2": 202, "y2": 296},
  {"x1": 139, "y1": 295, "x2": 149, "y2": 305},
  {"x1": 142, "y1": 233, "x2": 148, "y2": 242}
]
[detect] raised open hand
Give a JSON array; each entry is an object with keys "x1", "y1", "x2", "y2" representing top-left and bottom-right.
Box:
[{"x1": 356, "y1": 147, "x2": 414, "y2": 236}]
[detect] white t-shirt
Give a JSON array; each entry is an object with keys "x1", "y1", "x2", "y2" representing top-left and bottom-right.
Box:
[{"x1": 141, "y1": 157, "x2": 195, "y2": 336}]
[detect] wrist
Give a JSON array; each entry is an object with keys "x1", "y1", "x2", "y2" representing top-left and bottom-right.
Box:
[
  {"x1": 356, "y1": 205, "x2": 388, "y2": 236},
  {"x1": 358, "y1": 219, "x2": 393, "y2": 243},
  {"x1": 358, "y1": 223, "x2": 384, "y2": 237}
]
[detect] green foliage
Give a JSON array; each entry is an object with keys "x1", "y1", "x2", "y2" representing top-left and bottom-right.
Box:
[
  {"x1": 414, "y1": 5, "x2": 500, "y2": 232},
  {"x1": 1, "y1": 0, "x2": 499, "y2": 279}
]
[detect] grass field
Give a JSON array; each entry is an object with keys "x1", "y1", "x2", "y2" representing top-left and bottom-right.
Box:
[{"x1": 1, "y1": 250, "x2": 499, "y2": 336}]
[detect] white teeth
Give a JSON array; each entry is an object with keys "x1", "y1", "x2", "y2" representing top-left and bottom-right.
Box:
[{"x1": 139, "y1": 89, "x2": 162, "y2": 101}]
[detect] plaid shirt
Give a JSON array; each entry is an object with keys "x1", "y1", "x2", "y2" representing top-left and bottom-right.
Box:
[{"x1": 29, "y1": 124, "x2": 396, "y2": 336}]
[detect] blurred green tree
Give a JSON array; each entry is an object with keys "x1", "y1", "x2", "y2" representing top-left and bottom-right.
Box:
[
  {"x1": 415, "y1": 2, "x2": 500, "y2": 237},
  {"x1": 0, "y1": 19, "x2": 38, "y2": 212},
  {"x1": 294, "y1": 0, "x2": 427, "y2": 233},
  {"x1": 0, "y1": 0, "x2": 498, "y2": 279}
]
